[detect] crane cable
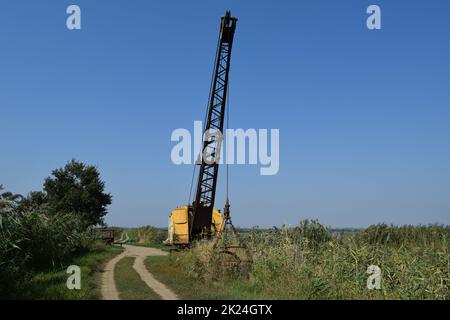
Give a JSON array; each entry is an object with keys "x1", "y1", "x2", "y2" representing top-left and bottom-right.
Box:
[{"x1": 226, "y1": 83, "x2": 230, "y2": 201}]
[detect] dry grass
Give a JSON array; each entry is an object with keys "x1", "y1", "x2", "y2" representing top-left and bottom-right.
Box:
[{"x1": 148, "y1": 221, "x2": 449, "y2": 300}]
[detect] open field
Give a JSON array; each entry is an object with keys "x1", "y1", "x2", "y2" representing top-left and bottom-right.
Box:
[
  {"x1": 145, "y1": 222, "x2": 449, "y2": 300},
  {"x1": 2, "y1": 180, "x2": 448, "y2": 301},
  {"x1": 2, "y1": 220, "x2": 448, "y2": 300}
]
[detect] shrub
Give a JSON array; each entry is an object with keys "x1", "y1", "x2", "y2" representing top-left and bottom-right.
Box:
[
  {"x1": 289, "y1": 219, "x2": 332, "y2": 246},
  {"x1": 0, "y1": 204, "x2": 93, "y2": 298}
]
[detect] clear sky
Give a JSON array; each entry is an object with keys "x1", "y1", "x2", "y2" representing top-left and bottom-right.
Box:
[{"x1": 1, "y1": 1, "x2": 449, "y2": 228}]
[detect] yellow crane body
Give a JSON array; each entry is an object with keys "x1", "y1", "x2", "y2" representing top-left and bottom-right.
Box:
[{"x1": 166, "y1": 206, "x2": 223, "y2": 245}]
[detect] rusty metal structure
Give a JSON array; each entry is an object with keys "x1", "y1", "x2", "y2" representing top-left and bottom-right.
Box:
[{"x1": 190, "y1": 11, "x2": 237, "y2": 240}]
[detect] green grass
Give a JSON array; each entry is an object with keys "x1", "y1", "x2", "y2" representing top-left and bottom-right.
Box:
[
  {"x1": 144, "y1": 223, "x2": 449, "y2": 300},
  {"x1": 145, "y1": 255, "x2": 215, "y2": 299},
  {"x1": 114, "y1": 257, "x2": 161, "y2": 300},
  {"x1": 20, "y1": 242, "x2": 123, "y2": 299},
  {"x1": 145, "y1": 255, "x2": 253, "y2": 300}
]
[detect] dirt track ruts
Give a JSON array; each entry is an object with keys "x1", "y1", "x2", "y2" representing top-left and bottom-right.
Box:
[{"x1": 101, "y1": 245, "x2": 179, "y2": 300}]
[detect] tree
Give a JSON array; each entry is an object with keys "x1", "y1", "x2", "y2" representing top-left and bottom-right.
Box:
[
  {"x1": 17, "y1": 191, "x2": 47, "y2": 212},
  {"x1": 0, "y1": 184, "x2": 24, "y2": 203},
  {"x1": 0, "y1": 184, "x2": 23, "y2": 210},
  {"x1": 43, "y1": 160, "x2": 112, "y2": 227}
]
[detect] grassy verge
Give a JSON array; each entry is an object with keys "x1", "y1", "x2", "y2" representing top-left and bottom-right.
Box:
[
  {"x1": 145, "y1": 255, "x2": 252, "y2": 299},
  {"x1": 114, "y1": 257, "x2": 161, "y2": 300},
  {"x1": 21, "y1": 242, "x2": 123, "y2": 299}
]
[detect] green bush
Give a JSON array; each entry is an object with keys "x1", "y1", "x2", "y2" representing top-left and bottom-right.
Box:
[{"x1": 0, "y1": 203, "x2": 93, "y2": 298}]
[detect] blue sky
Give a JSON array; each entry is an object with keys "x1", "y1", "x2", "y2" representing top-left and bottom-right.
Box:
[{"x1": 1, "y1": 1, "x2": 449, "y2": 228}]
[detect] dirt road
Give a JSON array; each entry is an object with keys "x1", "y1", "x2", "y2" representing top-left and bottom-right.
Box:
[{"x1": 101, "y1": 245, "x2": 179, "y2": 300}]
